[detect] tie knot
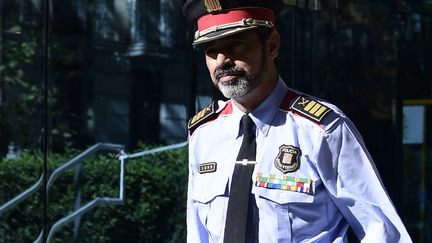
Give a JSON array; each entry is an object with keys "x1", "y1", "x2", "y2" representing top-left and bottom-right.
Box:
[{"x1": 241, "y1": 115, "x2": 255, "y2": 135}]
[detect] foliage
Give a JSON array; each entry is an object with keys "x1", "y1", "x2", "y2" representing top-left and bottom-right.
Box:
[
  {"x1": 0, "y1": 26, "x2": 41, "y2": 155},
  {"x1": 0, "y1": 145, "x2": 188, "y2": 242},
  {"x1": 0, "y1": 25, "x2": 79, "y2": 155}
]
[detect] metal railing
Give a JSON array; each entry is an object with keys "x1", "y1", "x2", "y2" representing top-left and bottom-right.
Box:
[
  {"x1": 35, "y1": 143, "x2": 125, "y2": 243},
  {"x1": 0, "y1": 141, "x2": 188, "y2": 242},
  {"x1": 0, "y1": 143, "x2": 124, "y2": 217}
]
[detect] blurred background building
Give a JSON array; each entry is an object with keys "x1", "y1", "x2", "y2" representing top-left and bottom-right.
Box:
[{"x1": 0, "y1": 0, "x2": 431, "y2": 242}]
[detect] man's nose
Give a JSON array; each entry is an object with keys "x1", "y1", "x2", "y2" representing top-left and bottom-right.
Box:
[{"x1": 216, "y1": 53, "x2": 233, "y2": 66}]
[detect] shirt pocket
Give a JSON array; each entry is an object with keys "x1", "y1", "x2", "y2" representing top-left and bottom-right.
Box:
[
  {"x1": 252, "y1": 184, "x2": 316, "y2": 243},
  {"x1": 193, "y1": 173, "x2": 228, "y2": 203},
  {"x1": 192, "y1": 173, "x2": 229, "y2": 240},
  {"x1": 253, "y1": 186, "x2": 314, "y2": 204}
]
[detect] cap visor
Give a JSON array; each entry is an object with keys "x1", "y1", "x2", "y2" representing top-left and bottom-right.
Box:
[{"x1": 193, "y1": 26, "x2": 259, "y2": 45}]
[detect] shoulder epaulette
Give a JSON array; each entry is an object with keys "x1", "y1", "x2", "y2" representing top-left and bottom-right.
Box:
[
  {"x1": 290, "y1": 96, "x2": 331, "y2": 123},
  {"x1": 188, "y1": 101, "x2": 220, "y2": 132}
]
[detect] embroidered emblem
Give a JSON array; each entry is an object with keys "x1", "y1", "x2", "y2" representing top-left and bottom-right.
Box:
[
  {"x1": 291, "y1": 96, "x2": 331, "y2": 123},
  {"x1": 255, "y1": 173, "x2": 313, "y2": 194},
  {"x1": 199, "y1": 162, "x2": 217, "y2": 174},
  {"x1": 274, "y1": 145, "x2": 301, "y2": 173},
  {"x1": 204, "y1": 0, "x2": 222, "y2": 13},
  {"x1": 188, "y1": 101, "x2": 218, "y2": 131}
]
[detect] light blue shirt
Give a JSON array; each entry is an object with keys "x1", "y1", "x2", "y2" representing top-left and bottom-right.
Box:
[{"x1": 187, "y1": 78, "x2": 412, "y2": 243}]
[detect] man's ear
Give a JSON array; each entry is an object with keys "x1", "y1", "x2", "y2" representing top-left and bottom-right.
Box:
[{"x1": 267, "y1": 31, "x2": 280, "y2": 59}]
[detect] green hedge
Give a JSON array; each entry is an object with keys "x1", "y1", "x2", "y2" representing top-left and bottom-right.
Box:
[{"x1": 0, "y1": 145, "x2": 188, "y2": 242}]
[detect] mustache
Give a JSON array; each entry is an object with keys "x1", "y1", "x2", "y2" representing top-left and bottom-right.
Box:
[{"x1": 215, "y1": 66, "x2": 246, "y2": 80}]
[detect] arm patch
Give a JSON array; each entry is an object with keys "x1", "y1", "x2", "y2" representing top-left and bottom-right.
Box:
[
  {"x1": 291, "y1": 96, "x2": 331, "y2": 123},
  {"x1": 188, "y1": 101, "x2": 219, "y2": 133}
]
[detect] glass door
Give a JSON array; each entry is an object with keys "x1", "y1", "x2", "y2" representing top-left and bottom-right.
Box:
[{"x1": 0, "y1": 0, "x2": 46, "y2": 241}]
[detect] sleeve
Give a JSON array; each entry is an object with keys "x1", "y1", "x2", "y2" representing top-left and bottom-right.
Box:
[
  {"x1": 186, "y1": 145, "x2": 209, "y2": 243},
  {"x1": 314, "y1": 118, "x2": 412, "y2": 243}
]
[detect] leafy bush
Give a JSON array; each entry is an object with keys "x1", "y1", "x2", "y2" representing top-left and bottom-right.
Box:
[{"x1": 0, "y1": 145, "x2": 188, "y2": 242}]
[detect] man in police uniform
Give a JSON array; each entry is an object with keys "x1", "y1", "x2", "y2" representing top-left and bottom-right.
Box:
[{"x1": 183, "y1": 0, "x2": 412, "y2": 242}]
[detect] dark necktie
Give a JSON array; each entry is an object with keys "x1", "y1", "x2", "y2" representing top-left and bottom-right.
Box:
[{"x1": 224, "y1": 115, "x2": 257, "y2": 243}]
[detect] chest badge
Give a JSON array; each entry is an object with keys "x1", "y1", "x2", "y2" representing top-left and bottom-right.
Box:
[
  {"x1": 274, "y1": 145, "x2": 301, "y2": 173},
  {"x1": 199, "y1": 162, "x2": 217, "y2": 174}
]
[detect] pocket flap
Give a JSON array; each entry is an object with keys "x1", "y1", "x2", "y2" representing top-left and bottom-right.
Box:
[
  {"x1": 253, "y1": 186, "x2": 314, "y2": 204},
  {"x1": 193, "y1": 174, "x2": 228, "y2": 203}
]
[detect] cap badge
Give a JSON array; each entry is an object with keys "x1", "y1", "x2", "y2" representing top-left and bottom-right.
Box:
[
  {"x1": 204, "y1": 0, "x2": 222, "y2": 13},
  {"x1": 274, "y1": 145, "x2": 301, "y2": 173}
]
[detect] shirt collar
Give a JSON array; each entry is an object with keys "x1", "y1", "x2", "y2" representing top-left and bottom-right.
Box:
[
  {"x1": 231, "y1": 100, "x2": 247, "y2": 139},
  {"x1": 231, "y1": 77, "x2": 288, "y2": 138},
  {"x1": 250, "y1": 77, "x2": 288, "y2": 137}
]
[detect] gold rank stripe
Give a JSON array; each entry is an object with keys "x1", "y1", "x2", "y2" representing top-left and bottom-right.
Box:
[
  {"x1": 291, "y1": 96, "x2": 331, "y2": 123},
  {"x1": 188, "y1": 101, "x2": 217, "y2": 130},
  {"x1": 190, "y1": 107, "x2": 209, "y2": 124},
  {"x1": 304, "y1": 100, "x2": 328, "y2": 117}
]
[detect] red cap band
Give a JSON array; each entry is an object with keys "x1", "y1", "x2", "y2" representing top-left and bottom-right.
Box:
[{"x1": 197, "y1": 8, "x2": 275, "y2": 32}]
